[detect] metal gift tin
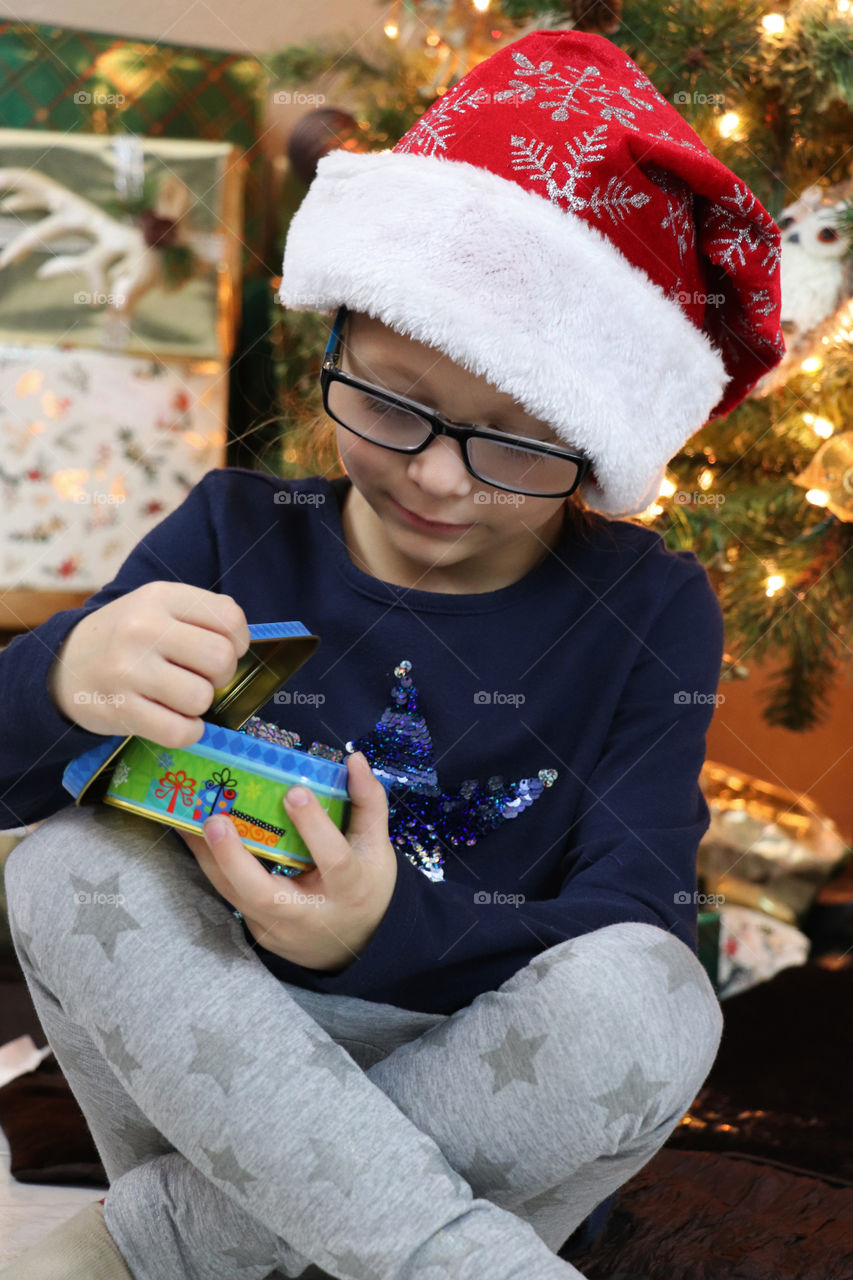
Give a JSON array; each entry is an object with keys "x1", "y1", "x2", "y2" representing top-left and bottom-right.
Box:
[{"x1": 62, "y1": 621, "x2": 350, "y2": 871}]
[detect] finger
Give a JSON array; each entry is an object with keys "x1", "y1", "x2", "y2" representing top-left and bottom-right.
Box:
[
  {"x1": 341, "y1": 751, "x2": 390, "y2": 843},
  {"x1": 180, "y1": 828, "x2": 217, "y2": 863},
  {"x1": 200, "y1": 817, "x2": 285, "y2": 915},
  {"x1": 186, "y1": 831, "x2": 244, "y2": 908},
  {"x1": 282, "y1": 783, "x2": 353, "y2": 882}
]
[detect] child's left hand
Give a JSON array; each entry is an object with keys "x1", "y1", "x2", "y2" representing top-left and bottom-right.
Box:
[{"x1": 180, "y1": 751, "x2": 398, "y2": 973}]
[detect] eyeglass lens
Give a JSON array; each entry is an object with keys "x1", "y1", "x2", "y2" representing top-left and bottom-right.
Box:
[{"x1": 326, "y1": 380, "x2": 579, "y2": 497}]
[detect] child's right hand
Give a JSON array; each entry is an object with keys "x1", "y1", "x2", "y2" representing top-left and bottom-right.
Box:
[{"x1": 46, "y1": 581, "x2": 252, "y2": 747}]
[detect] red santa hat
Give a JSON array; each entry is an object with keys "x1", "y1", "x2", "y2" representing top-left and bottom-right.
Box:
[{"x1": 279, "y1": 29, "x2": 785, "y2": 518}]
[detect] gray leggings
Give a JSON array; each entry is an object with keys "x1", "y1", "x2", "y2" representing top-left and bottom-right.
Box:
[{"x1": 4, "y1": 803, "x2": 723, "y2": 1280}]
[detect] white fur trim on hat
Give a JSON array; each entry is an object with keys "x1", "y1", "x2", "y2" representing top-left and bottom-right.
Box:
[{"x1": 279, "y1": 148, "x2": 730, "y2": 518}]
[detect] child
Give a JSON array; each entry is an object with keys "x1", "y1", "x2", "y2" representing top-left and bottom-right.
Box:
[{"x1": 1, "y1": 27, "x2": 783, "y2": 1280}]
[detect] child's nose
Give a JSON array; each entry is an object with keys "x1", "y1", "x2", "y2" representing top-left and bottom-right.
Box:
[{"x1": 407, "y1": 433, "x2": 473, "y2": 494}]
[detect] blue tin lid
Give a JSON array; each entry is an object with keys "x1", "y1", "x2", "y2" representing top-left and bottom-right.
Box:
[
  {"x1": 248, "y1": 621, "x2": 313, "y2": 642},
  {"x1": 62, "y1": 735, "x2": 128, "y2": 801},
  {"x1": 197, "y1": 720, "x2": 350, "y2": 792}
]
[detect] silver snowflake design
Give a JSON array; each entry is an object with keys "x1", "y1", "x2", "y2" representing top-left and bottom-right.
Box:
[
  {"x1": 662, "y1": 194, "x2": 696, "y2": 262},
  {"x1": 666, "y1": 277, "x2": 687, "y2": 305},
  {"x1": 111, "y1": 761, "x2": 131, "y2": 787},
  {"x1": 648, "y1": 165, "x2": 696, "y2": 263},
  {"x1": 646, "y1": 126, "x2": 708, "y2": 156},
  {"x1": 396, "y1": 84, "x2": 491, "y2": 157},
  {"x1": 730, "y1": 286, "x2": 780, "y2": 339},
  {"x1": 706, "y1": 181, "x2": 782, "y2": 274},
  {"x1": 625, "y1": 62, "x2": 672, "y2": 111},
  {"x1": 747, "y1": 286, "x2": 778, "y2": 319},
  {"x1": 494, "y1": 51, "x2": 658, "y2": 130},
  {"x1": 510, "y1": 124, "x2": 651, "y2": 224}
]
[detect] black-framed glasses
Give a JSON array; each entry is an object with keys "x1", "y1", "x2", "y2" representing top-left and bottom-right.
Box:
[{"x1": 320, "y1": 306, "x2": 592, "y2": 499}]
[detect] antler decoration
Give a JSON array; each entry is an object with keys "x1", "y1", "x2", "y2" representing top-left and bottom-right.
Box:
[{"x1": 0, "y1": 168, "x2": 198, "y2": 318}]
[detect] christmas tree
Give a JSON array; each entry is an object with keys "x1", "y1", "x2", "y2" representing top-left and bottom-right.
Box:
[{"x1": 262, "y1": 0, "x2": 853, "y2": 731}]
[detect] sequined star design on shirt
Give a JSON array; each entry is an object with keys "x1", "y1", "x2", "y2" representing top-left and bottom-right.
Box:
[{"x1": 242, "y1": 659, "x2": 558, "y2": 883}]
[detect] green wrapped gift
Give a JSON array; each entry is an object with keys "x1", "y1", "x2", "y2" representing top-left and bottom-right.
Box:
[{"x1": 0, "y1": 128, "x2": 244, "y2": 359}]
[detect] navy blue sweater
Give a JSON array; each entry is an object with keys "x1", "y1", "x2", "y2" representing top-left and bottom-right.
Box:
[
  {"x1": 0, "y1": 468, "x2": 724, "y2": 1252},
  {"x1": 1, "y1": 465, "x2": 726, "y2": 1009}
]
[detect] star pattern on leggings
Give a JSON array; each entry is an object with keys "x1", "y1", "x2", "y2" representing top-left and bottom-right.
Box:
[
  {"x1": 480, "y1": 1024, "x2": 549, "y2": 1094},
  {"x1": 645, "y1": 936, "x2": 710, "y2": 995},
  {"x1": 200, "y1": 1143, "x2": 258, "y2": 1195},
  {"x1": 520, "y1": 1183, "x2": 572, "y2": 1217},
  {"x1": 305, "y1": 1135, "x2": 361, "y2": 1198},
  {"x1": 111, "y1": 1114, "x2": 163, "y2": 1164},
  {"x1": 412, "y1": 1229, "x2": 485, "y2": 1277},
  {"x1": 324, "y1": 1245, "x2": 387, "y2": 1278},
  {"x1": 415, "y1": 1142, "x2": 469, "y2": 1200},
  {"x1": 220, "y1": 1241, "x2": 281, "y2": 1267},
  {"x1": 95, "y1": 1024, "x2": 142, "y2": 1081},
  {"x1": 303, "y1": 1032, "x2": 363, "y2": 1086},
  {"x1": 589, "y1": 1059, "x2": 671, "y2": 1128},
  {"x1": 187, "y1": 905, "x2": 246, "y2": 970},
  {"x1": 185, "y1": 1024, "x2": 255, "y2": 1094},
  {"x1": 462, "y1": 1147, "x2": 517, "y2": 1193},
  {"x1": 69, "y1": 872, "x2": 142, "y2": 960},
  {"x1": 515, "y1": 941, "x2": 577, "y2": 988},
  {"x1": 220, "y1": 1248, "x2": 246, "y2": 1264}
]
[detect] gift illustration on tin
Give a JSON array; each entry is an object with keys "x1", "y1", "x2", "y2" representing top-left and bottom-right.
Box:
[
  {"x1": 154, "y1": 762, "x2": 198, "y2": 816},
  {"x1": 192, "y1": 767, "x2": 238, "y2": 822}
]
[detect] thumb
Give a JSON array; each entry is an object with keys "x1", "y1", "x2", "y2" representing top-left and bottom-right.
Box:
[{"x1": 344, "y1": 751, "x2": 390, "y2": 841}]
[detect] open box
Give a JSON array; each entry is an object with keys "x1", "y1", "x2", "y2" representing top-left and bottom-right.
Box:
[{"x1": 61, "y1": 621, "x2": 365, "y2": 872}]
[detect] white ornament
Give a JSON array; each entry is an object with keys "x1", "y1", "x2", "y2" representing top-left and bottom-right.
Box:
[
  {"x1": 749, "y1": 179, "x2": 853, "y2": 398},
  {"x1": 778, "y1": 185, "x2": 848, "y2": 333}
]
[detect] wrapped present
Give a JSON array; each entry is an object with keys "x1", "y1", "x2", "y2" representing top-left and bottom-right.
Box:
[
  {"x1": 0, "y1": 344, "x2": 226, "y2": 593},
  {"x1": 698, "y1": 760, "x2": 850, "y2": 926},
  {"x1": 697, "y1": 905, "x2": 810, "y2": 1000},
  {"x1": 0, "y1": 129, "x2": 244, "y2": 360},
  {"x1": 0, "y1": 22, "x2": 265, "y2": 260},
  {"x1": 715, "y1": 905, "x2": 811, "y2": 1000}
]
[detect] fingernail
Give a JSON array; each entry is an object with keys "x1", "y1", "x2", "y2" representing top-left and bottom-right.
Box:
[
  {"x1": 286, "y1": 786, "x2": 309, "y2": 808},
  {"x1": 205, "y1": 817, "x2": 226, "y2": 844}
]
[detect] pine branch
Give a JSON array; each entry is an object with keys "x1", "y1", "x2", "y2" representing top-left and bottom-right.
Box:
[
  {"x1": 758, "y1": 609, "x2": 844, "y2": 732},
  {"x1": 772, "y1": 1, "x2": 853, "y2": 114}
]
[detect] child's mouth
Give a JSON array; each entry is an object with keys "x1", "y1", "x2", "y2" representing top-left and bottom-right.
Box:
[{"x1": 389, "y1": 497, "x2": 476, "y2": 534}]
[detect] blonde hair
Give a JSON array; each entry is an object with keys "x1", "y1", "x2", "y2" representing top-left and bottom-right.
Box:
[{"x1": 563, "y1": 487, "x2": 605, "y2": 542}]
